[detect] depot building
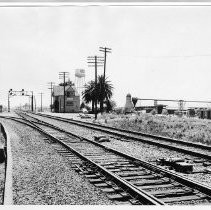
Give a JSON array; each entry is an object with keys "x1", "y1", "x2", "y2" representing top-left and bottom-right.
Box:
[{"x1": 52, "y1": 84, "x2": 80, "y2": 113}]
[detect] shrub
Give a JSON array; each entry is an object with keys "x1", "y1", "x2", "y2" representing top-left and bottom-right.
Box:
[
  {"x1": 162, "y1": 109, "x2": 168, "y2": 115},
  {"x1": 150, "y1": 109, "x2": 157, "y2": 115}
]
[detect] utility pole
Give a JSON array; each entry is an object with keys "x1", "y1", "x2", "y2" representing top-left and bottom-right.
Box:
[
  {"x1": 31, "y1": 91, "x2": 34, "y2": 112},
  {"x1": 99, "y1": 47, "x2": 112, "y2": 113},
  {"x1": 8, "y1": 89, "x2": 12, "y2": 112},
  {"x1": 59, "y1": 72, "x2": 69, "y2": 113},
  {"x1": 8, "y1": 94, "x2": 10, "y2": 112},
  {"x1": 34, "y1": 95, "x2": 36, "y2": 112},
  {"x1": 48, "y1": 82, "x2": 55, "y2": 112},
  {"x1": 99, "y1": 47, "x2": 112, "y2": 80},
  {"x1": 87, "y1": 56, "x2": 104, "y2": 120},
  {"x1": 28, "y1": 96, "x2": 31, "y2": 111},
  {"x1": 39, "y1": 93, "x2": 43, "y2": 112}
]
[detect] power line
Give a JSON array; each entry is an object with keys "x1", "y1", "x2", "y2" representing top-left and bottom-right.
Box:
[{"x1": 117, "y1": 53, "x2": 211, "y2": 59}]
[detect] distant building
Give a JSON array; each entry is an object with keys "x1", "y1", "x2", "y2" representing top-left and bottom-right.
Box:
[
  {"x1": 124, "y1": 94, "x2": 134, "y2": 113},
  {"x1": 52, "y1": 85, "x2": 80, "y2": 113},
  {"x1": 193, "y1": 107, "x2": 211, "y2": 119},
  {"x1": 136, "y1": 104, "x2": 167, "y2": 114},
  {"x1": 165, "y1": 106, "x2": 178, "y2": 115}
]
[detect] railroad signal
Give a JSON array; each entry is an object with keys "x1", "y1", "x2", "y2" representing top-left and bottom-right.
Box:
[
  {"x1": 9, "y1": 89, "x2": 13, "y2": 95},
  {"x1": 7, "y1": 89, "x2": 34, "y2": 112}
]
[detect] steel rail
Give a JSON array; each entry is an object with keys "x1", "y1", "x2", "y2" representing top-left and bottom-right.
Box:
[
  {"x1": 1, "y1": 115, "x2": 165, "y2": 205},
  {"x1": 14, "y1": 114, "x2": 211, "y2": 201},
  {"x1": 29, "y1": 113, "x2": 211, "y2": 161},
  {"x1": 35, "y1": 112, "x2": 211, "y2": 150}
]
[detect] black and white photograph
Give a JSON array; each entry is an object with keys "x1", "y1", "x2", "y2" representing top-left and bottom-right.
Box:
[{"x1": 1, "y1": 0, "x2": 211, "y2": 206}]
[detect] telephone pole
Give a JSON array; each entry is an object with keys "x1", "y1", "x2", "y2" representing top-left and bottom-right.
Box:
[
  {"x1": 99, "y1": 47, "x2": 112, "y2": 113},
  {"x1": 8, "y1": 89, "x2": 12, "y2": 112},
  {"x1": 34, "y1": 95, "x2": 36, "y2": 112},
  {"x1": 59, "y1": 72, "x2": 69, "y2": 113},
  {"x1": 48, "y1": 82, "x2": 55, "y2": 112},
  {"x1": 31, "y1": 91, "x2": 34, "y2": 112},
  {"x1": 28, "y1": 96, "x2": 31, "y2": 111},
  {"x1": 8, "y1": 94, "x2": 10, "y2": 112},
  {"x1": 39, "y1": 93, "x2": 43, "y2": 112},
  {"x1": 99, "y1": 47, "x2": 112, "y2": 80},
  {"x1": 87, "y1": 56, "x2": 104, "y2": 120}
]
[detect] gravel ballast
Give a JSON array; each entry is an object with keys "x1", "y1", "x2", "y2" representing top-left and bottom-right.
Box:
[
  {"x1": 33, "y1": 113, "x2": 211, "y2": 188},
  {"x1": 0, "y1": 118, "x2": 114, "y2": 205}
]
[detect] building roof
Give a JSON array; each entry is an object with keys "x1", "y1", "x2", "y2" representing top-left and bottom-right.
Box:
[{"x1": 53, "y1": 85, "x2": 79, "y2": 96}]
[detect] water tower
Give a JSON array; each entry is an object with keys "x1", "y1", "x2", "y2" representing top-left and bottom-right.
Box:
[{"x1": 75, "y1": 69, "x2": 85, "y2": 99}]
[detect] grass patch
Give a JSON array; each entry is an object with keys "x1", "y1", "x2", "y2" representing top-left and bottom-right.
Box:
[{"x1": 97, "y1": 113, "x2": 211, "y2": 145}]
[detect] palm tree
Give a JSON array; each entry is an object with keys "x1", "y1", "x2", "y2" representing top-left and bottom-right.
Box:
[
  {"x1": 82, "y1": 75, "x2": 113, "y2": 113},
  {"x1": 96, "y1": 75, "x2": 113, "y2": 113},
  {"x1": 82, "y1": 80, "x2": 95, "y2": 112}
]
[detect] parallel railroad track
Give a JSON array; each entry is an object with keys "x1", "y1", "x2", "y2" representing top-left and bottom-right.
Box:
[
  {"x1": 7, "y1": 113, "x2": 211, "y2": 205},
  {"x1": 24, "y1": 112, "x2": 211, "y2": 162}
]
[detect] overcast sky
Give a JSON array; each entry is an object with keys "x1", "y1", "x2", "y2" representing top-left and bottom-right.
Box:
[{"x1": 1, "y1": 5, "x2": 211, "y2": 109}]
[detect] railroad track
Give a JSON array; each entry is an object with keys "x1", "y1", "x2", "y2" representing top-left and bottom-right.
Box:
[
  {"x1": 1, "y1": 114, "x2": 160, "y2": 205},
  {"x1": 9, "y1": 112, "x2": 211, "y2": 205},
  {"x1": 22, "y1": 112, "x2": 211, "y2": 165}
]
